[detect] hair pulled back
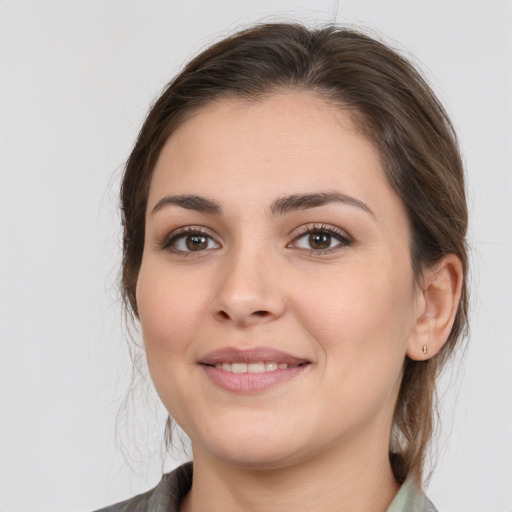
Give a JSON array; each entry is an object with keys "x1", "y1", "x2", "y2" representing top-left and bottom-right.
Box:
[{"x1": 120, "y1": 23, "x2": 468, "y2": 485}]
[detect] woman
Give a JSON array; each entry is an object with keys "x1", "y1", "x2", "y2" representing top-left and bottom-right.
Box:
[{"x1": 97, "y1": 22, "x2": 467, "y2": 512}]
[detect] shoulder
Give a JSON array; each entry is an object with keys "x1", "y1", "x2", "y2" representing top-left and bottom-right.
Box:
[
  {"x1": 387, "y1": 479, "x2": 438, "y2": 512},
  {"x1": 93, "y1": 462, "x2": 193, "y2": 512}
]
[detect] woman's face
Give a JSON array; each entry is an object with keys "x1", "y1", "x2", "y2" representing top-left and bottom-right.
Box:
[{"x1": 136, "y1": 92, "x2": 423, "y2": 469}]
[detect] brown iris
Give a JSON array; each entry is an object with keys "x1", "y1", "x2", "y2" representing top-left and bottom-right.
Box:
[
  {"x1": 308, "y1": 232, "x2": 331, "y2": 250},
  {"x1": 186, "y1": 235, "x2": 208, "y2": 251}
]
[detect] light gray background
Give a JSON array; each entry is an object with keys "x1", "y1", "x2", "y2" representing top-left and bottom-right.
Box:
[{"x1": 1, "y1": 1, "x2": 511, "y2": 511}]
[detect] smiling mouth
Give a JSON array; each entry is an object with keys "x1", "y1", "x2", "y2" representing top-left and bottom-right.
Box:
[
  {"x1": 212, "y1": 361, "x2": 307, "y2": 373},
  {"x1": 198, "y1": 347, "x2": 310, "y2": 368},
  {"x1": 199, "y1": 347, "x2": 311, "y2": 392}
]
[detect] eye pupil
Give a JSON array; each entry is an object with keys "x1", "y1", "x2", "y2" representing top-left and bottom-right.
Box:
[
  {"x1": 186, "y1": 235, "x2": 208, "y2": 251},
  {"x1": 309, "y1": 232, "x2": 331, "y2": 250}
]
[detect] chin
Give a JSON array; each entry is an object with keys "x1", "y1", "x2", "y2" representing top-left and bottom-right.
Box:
[
  {"x1": 211, "y1": 444, "x2": 301, "y2": 470},
  {"x1": 191, "y1": 422, "x2": 308, "y2": 470}
]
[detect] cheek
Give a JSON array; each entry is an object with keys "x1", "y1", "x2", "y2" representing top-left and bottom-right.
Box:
[
  {"x1": 136, "y1": 262, "x2": 207, "y2": 355},
  {"x1": 135, "y1": 262, "x2": 211, "y2": 419},
  {"x1": 293, "y1": 262, "x2": 416, "y2": 364}
]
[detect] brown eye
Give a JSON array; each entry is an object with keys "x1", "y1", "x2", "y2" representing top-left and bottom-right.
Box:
[
  {"x1": 291, "y1": 225, "x2": 352, "y2": 253},
  {"x1": 308, "y1": 232, "x2": 331, "y2": 250},
  {"x1": 164, "y1": 229, "x2": 220, "y2": 253},
  {"x1": 186, "y1": 235, "x2": 208, "y2": 251}
]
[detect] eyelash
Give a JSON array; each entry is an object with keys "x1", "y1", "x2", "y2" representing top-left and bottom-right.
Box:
[
  {"x1": 159, "y1": 226, "x2": 220, "y2": 254},
  {"x1": 289, "y1": 224, "x2": 353, "y2": 254},
  {"x1": 159, "y1": 224, "x2": 353, "y2": 255}
]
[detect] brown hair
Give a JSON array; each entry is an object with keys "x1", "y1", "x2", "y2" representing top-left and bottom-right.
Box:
[{"x1": 120, "y1": 23, "x2": 468, "y2": 485}]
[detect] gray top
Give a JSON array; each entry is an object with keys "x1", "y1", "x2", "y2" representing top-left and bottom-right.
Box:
[{"x1": 94, "y1": 462, "x2": 438, "y2": 512}]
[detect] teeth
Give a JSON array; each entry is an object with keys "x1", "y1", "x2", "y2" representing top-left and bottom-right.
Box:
[
  {"x1": 248, "y1": 362, "x2": 265, "y2": 373},
  {"x1": 214, "y1": 361, "x2": 288, "y2": 373},
  {"x1": 232, "y1": 363, "x2": 247, "y2": 373}
]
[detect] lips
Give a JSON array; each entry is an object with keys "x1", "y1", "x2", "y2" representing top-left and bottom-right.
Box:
[
  {"x1": 198, "y1": 347, "x2": 309, "y2": 366},
  {"x1": 198, "y1": 347, "x2": 311, "y2": 392}
]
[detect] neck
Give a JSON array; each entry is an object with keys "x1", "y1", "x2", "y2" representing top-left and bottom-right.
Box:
[{"x1": 180, "y1": 435, "x2": 399, "y2": 512}]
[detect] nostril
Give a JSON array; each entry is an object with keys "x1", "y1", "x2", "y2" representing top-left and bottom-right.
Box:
[{"x1": 214, "y1": 308, "x2": 274, "y2": 324}]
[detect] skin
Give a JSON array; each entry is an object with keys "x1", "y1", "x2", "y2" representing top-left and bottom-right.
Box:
[{"x1": 136, "y1": 92, "x2": 462, "y2": 512}]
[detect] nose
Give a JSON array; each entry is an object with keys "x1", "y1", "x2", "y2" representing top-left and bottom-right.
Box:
[{"x1": 212, "y1": 246, "x2": 286, "y2": 327}]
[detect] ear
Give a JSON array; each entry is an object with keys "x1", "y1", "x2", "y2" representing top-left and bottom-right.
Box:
[{"x1": 407, "y1": 254, "x2": 464, "y2": 361}]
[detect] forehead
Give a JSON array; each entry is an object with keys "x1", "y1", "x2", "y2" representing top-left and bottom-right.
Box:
[{"x1": 148, "y1": 92, "x2": 400, "y2": 216}]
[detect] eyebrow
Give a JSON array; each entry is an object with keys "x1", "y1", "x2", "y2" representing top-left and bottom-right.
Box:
[
  {"x1": 270, "y1": 192, "x2": 374, "y2": 217},
  {"x1": 151, "y1": 194, "x2": 222, "y2": 215},
  {"x1": 150, "y1": 191, "x2": 373, "y2": 217}
]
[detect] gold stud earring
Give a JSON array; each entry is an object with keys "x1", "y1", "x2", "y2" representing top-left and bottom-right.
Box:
[{"x1": 422, "y1": 344, "x2": 428, "y2": 355}]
